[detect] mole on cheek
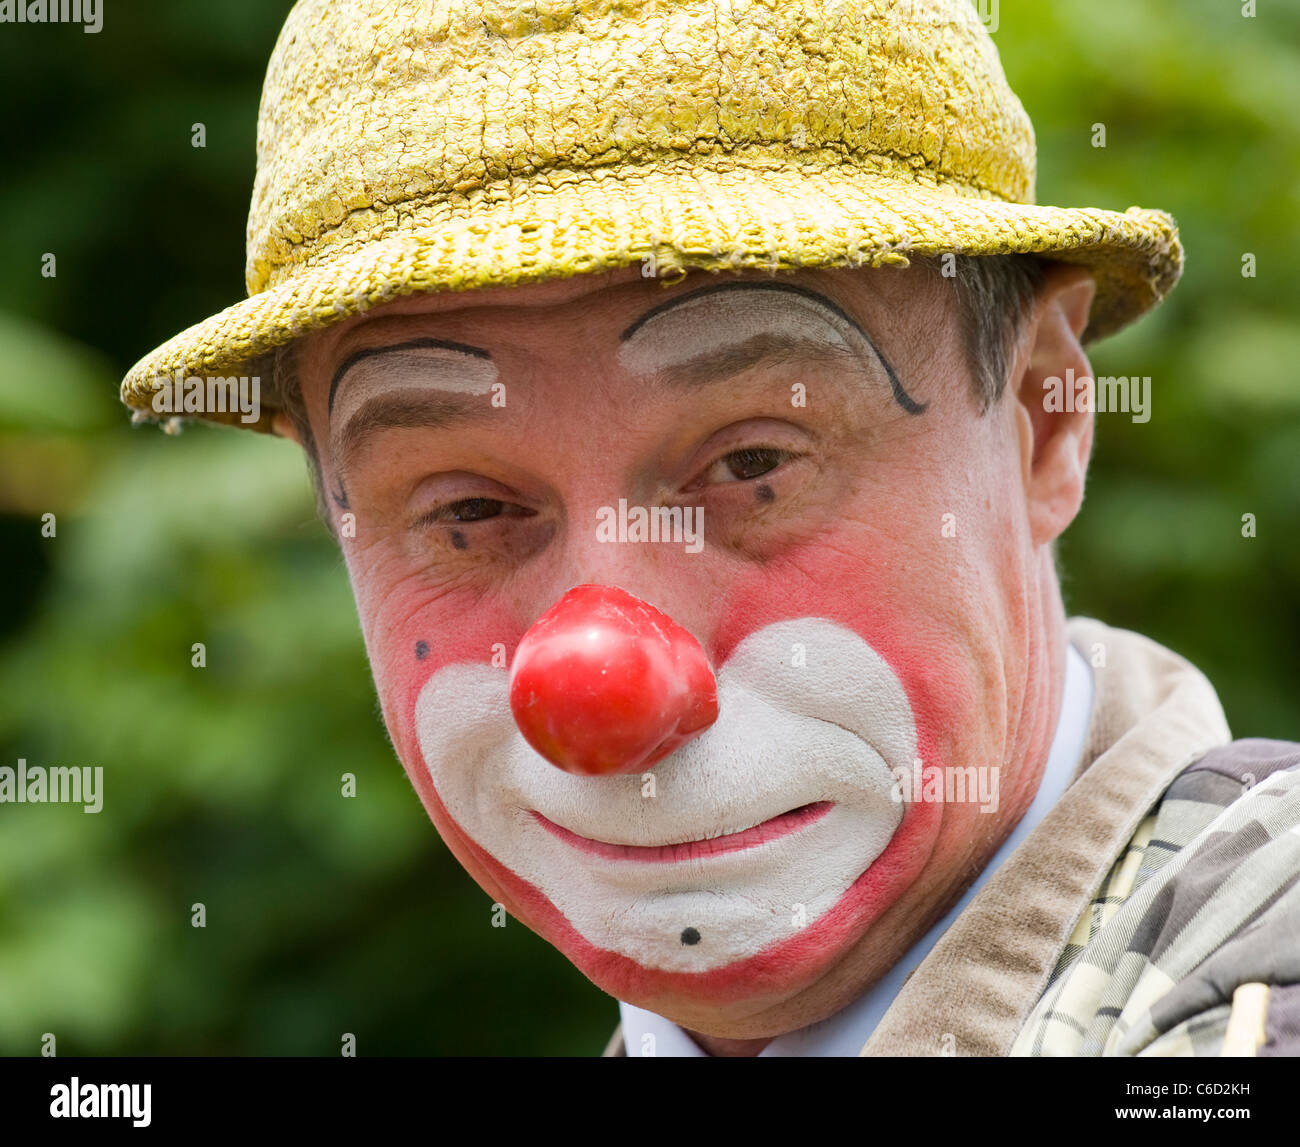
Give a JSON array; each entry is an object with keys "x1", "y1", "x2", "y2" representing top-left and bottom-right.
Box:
[
  {"x1": 755, "y1": 482, "x2": 776, "y2": 505},
  {"x1": 415, "y1": 640, "x2": 429, "y2": 660},
  {"x1": 449, "y1": 529, "x2": 469, "y2": 550}
]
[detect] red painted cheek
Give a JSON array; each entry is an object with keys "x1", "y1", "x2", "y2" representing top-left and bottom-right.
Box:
[
  {"x1": 713, "y1": 538, "x2": 972, "y2": 777},
  {"x1": 361, "y1": 584, "x2": 534, "y2": 917},
  {"x1": 365, "y1": 587, "x2": 520, "y2": 785}
]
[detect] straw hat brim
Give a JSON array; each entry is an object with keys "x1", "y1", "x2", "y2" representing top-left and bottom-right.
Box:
[{"x1": 121, "y1": 160, "x2": 1181, "y2": 432}]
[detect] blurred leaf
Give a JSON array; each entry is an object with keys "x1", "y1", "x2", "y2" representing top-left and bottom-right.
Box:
[{"x1": 0, "y1": 310, "x2": 117, "y2": 434}]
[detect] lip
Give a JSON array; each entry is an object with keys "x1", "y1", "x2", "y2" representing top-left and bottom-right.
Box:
[{"x1": 530, "y1": 801, "x2": 834, "y2": 863}]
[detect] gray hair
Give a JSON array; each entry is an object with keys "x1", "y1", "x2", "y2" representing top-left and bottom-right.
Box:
[{"x1": 913, "y1": 252, "x2": 1050, "y2": 411}]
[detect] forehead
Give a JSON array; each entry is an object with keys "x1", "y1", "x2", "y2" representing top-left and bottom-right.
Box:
[{"x1": 300, "y1": 262, "x2": 947, "y2": 382}]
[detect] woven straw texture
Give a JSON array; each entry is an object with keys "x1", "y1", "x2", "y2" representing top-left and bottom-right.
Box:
[{"x1": 121, "y1": 0, "x2": 1183, "y2": 431}]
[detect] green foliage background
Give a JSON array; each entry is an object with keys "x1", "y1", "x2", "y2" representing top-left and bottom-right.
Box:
[{"x1": 0, "y1": 1, "x2": 1296, "y2": 1055}]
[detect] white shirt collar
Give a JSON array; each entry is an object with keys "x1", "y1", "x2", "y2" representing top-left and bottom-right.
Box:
[{"x1": 618, "y1": 642, "x2": 1095, "y2": 1056}]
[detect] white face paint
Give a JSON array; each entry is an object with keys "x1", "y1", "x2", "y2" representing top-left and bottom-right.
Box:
[
  {"x1": 329, "y1": 342, "x2": 498, "y2": 429},
  {"x1": 615, "y1": 284, "x2": 871, "y2": 381},
  {"x1": 415, "y1": 619, "x2": 915, "y2": 973}
]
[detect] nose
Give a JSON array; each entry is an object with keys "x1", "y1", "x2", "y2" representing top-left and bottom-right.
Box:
[{"x1": 508, "y1": 584, "x2": 719, "y2": 776}]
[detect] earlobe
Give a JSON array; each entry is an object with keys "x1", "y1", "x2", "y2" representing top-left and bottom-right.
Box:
[{"x1": 1013, "y1": 264, "x2": 1097, "y2": 547}]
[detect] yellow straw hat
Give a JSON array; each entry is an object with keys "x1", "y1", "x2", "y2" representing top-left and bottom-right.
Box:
[{"x1": 120, "y1": 0, "x2": 1183, "y2": 432}]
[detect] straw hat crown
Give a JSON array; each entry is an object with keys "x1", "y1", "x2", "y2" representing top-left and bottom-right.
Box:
[{"x1": 248, "y1": 0, "x2": 1035, "y2": 292}]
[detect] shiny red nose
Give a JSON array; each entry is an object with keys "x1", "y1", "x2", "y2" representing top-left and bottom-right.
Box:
[{"x1": 508, "y1": 585, "x2": 719, "y2": 776}]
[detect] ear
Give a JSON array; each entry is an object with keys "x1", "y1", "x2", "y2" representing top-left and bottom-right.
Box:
[
  {"x1": 271, "y1": 410, "x2": 303, "y2": 445},
  {"x1": 1010, "y1": 262, "x2": 1097, "y2": 547}
]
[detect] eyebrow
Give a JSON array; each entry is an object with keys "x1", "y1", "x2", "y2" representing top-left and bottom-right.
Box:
[
  {"x1": 630, "y1": 330, "x2": 873, "y2": 393},
  {"x1": 328, "y1": 337, "x2": 493, "y2": 414},
  {"x1": 332, "y1": 390, "x2": 499, "y2": 474},
  {"x1": 327, "y1": 336, "x2": 500, "y2": 472},
  {"x1": 618, "y1": 280, "x2": 927, "y2": 415}
]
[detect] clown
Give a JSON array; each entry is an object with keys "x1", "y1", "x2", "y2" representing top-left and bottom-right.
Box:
[{"x1": 121, "y1": 0, "x2": 1300, "y2": 1057}]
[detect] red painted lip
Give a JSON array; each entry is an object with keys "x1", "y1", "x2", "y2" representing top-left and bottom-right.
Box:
[{"x1": 530, "y1": 801, "x2": 835, "y2": 863}]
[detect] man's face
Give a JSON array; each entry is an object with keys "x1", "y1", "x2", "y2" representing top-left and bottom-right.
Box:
[{"x1": 292, "y1": 262, "x2": 1079, "y2": 1038}]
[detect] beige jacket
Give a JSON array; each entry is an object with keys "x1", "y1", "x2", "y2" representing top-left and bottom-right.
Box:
[{"x1": 602, "y1": 617, "x2": 1235, "y2": 1056}]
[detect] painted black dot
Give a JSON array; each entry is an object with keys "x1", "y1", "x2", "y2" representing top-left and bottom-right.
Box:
[
  {"x1": 449, "y1": 529, "x2": 469, "y2": 550},
  {"x1": 415, "y1": 641, "x2": 429, "y2": 661},
  {"x1": 755, "y1": 482, "x2": 775, "y2": 504},
  {"x1": 680, "y1": 927, "x2": 701, "y2": 946}
]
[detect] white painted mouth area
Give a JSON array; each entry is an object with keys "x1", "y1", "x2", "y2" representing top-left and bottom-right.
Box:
[{"x1": 415, "y1": 619, "x2": 916, "y2": 973}]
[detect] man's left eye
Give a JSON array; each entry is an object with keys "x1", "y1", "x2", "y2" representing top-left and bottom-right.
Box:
[{"x1": 702, "y1": 447, "x2": 787, "y2": 484}]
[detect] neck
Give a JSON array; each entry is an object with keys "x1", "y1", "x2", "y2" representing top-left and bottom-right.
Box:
[{"x1": 684, "y1": 1028, "x2": 773, "y2": 1057}]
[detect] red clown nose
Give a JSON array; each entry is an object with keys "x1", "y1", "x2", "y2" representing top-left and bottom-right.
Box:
[{"x1": 508, "y1": 585, "x2": 720, "y2": 776}]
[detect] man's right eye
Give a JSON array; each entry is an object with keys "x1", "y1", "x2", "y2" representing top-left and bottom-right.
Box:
[
  {"x1": 447, "y1": 498, "x2": 505, "y2": 522},
  {"x1": 414, "y1": 497, "x2": 536, "y2": 528}
]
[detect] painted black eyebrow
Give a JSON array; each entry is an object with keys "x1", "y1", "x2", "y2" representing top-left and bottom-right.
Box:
[
  {"x1": 619, "y1": 280, "x2": 927, "y2": 415},
  {"x1": 327, "y1": 336, "x2": 493, "y2": 414}
]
